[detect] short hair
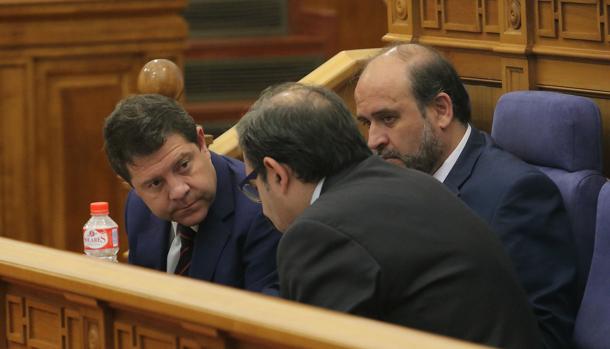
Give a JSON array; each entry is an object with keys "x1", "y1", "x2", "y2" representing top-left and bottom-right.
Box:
[
  {"x1": 103, "y1": 94, "x2": 198, "y2": 183},
  {"x1": 382, "y1": 44, "x2": 472, "y2": 124},
  {"x1": 237, "y1": 82, "x2": 371, "y2": 183}
]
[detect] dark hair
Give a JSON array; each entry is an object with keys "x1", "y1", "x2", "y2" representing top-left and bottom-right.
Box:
[
  {"x1": 394, "y1": 44, "x2": 471, "y2": 124},
  {"x1": 103, "y1": 94, "x2": 198, "y2": 183},
  {"x1": 236, "y1": 82, "x2": 372, "y2": 183}
]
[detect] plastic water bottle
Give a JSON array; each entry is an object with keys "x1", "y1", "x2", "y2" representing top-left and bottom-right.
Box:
[{"x1": 83, "y1": 202, "x2": 119, "y2": 262}]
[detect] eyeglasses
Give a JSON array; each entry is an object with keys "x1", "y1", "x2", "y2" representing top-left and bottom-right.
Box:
[{"x1": 239, "y1": 169, "x2": 261, "y2": 203}]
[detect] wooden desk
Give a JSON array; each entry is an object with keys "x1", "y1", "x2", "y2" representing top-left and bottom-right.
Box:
[{"x1": 0, "y1": 237, "x2": 488, "y2": 349}]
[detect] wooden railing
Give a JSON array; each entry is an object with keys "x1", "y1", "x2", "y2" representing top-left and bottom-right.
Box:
[{"x1": 0, "y1": 237, "x2": 488, "y2": 349}]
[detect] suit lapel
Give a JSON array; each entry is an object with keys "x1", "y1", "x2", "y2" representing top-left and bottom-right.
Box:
[
  {"x1": 443, "y1": 127, "x2": 486, "y2": 196},
  {"x1": 137, "y1": 214, "x2": 171, "y2": 270},
  {"x1": 189, "y1": 152, "x2": 235, "y2": 281}
]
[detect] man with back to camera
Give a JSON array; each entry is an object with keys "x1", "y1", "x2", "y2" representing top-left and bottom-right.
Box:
[
  {"x1": 235, "y1": 82, "x2": 542, "y2": 348},
  {"x1": 103, "y1": 94, "x2": 281, "y2": 293},
  {"x1": 354, "y1": 43, "x2": 576, "y2": 348}
]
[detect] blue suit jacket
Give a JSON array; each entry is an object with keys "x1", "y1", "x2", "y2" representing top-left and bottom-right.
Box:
[
  {"x1": 444, "y1": 127, "x2": 577, "y2": 349},
  {"x1": 125, "y1": 152, "x2": 281, "y2": 294}
]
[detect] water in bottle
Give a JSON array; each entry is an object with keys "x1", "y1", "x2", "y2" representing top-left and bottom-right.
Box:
[{"x1": 83, "y1": 201, "x2": 119, "y2": 262}]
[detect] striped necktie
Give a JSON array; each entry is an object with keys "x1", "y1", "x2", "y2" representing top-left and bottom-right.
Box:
[{"x1": 175, "y1": 224, "x2": 196, "y2": 275}]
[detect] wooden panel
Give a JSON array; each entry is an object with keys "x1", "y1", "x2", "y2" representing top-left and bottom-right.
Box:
[
  {"x1": 483, "y1": 0, "x2": 500, "y2": 33},
  {"x1": 0, "y1": 0, "x2": 186, "y2": 259},
  {"x1": 298, "y1": 0, "x2": 387, "y2": 51},
  {"x1": 26, "y1": 299, "x2": 61, "y2": 348},
  {"x1": 64, "y1": 309, "x2": 83, "y2": 349},
  {"x1": 537, "y1": 0, "x2": 558, "y2": 37},
  {"x1": 607, "y1": 0, "x2": 610, "y2": 42},
  {"x1": 465, "y1": 84, "x2": 504, "y2": 133},
  {"x1": 115, "y1": 322, "x2": 135, "y2": 349},
  {"x1": 6, "y1": 294, "x2": 25, "y2": 344},
  {"x1": 443, "y1": 0, "x2": 481, "y2": 32},
  {"x1": 536, "y1": 57, "x2": 610, "y2": 92},
  {"x1": 559, "y1": 0, "x2": 602, "y2": 41},
  {"x1": 138, "y1": 327, "x2": 177, "y2": 349},
  {"x1": 0, "y1": 62, "x2": 33, "y2": 244},
  {"x1": 34, "y1": 56, "x2": 135, "y2": 252},
  {"x1": 422, "y1": 0, "x2": 440, "y2": 28}
]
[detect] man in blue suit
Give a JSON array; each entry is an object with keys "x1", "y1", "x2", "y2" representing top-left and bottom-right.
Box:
[
  {"x1": 355, "y1": 44, "x2": 577, "y2": 348},
  {"x1": 103, "y1": 94, "x2": 280, "y2": 293}
]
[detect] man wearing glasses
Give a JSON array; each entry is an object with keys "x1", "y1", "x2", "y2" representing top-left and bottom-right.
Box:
[
  {"x1": 235, "y1": 82, "x2": 542, "y2": 348},
  {"x1": 103, "y1": 94, "x2": 280, "y2": 294}
]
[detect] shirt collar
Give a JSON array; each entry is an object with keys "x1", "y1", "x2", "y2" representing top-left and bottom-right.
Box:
[
  {"x1": 310, "y1": 177, "x2": 326, "y2": 204},
  {"x1": 433, "y1": 124, "x2": 471, "y2": 183}
]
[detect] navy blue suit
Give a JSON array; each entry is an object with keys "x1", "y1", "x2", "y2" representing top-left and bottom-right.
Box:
[
  {"x1": 444, "y1": 127, "x2": 577, "y2": 349},
  {"x1": 125, "y1": 152, "x2": 281, "y2": 294}
]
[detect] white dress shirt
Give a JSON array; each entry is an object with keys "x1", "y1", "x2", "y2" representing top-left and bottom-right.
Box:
[
  {"x1": 433, "y1": 124, "x2": 471, "y2": 183},
  {"x1": 166, "y1": 222, "x2": 199, "y2": 273},
  {"x1": 310, "y1": 178, "x2": 326, "y2": 204}
]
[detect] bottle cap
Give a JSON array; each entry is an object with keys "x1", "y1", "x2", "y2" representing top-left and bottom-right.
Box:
[{"x1": 90, "y1": 202, "x2": 109, "y2": 215}]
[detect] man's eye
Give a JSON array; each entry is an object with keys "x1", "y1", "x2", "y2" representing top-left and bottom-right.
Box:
[
  {"x1": 148, "y1": 179, "x2": 162, "y2": 189},
  {"x1": 358, "y1": 118, "x2": 371, "y2": 128},
  {"x1": 179, "y1": 160, "x2": 190, "y2": 171},
  {"x1": 382, "y1": 116, "x2": 396, "y2": 124}
]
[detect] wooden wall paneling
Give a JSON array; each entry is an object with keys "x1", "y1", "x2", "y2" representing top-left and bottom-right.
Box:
[
  {"x1": 501, "y1": 56, "x2": 535, "y2": 92},
  {"x1": 26, "y1": 298, "x2": 62, "y2": 348},
  {"x1": 114, "y1": 321, "x2": 135, "y2": 349},
  {"x1": 34, "y1": 56, "x2": 136, "y2": 253},
  {"x1": 137, "y1": 327, "x2": 177, "y2": 349},
  {"x1": 442, "y1": 0, "x2": 481, "y2": 32},
  {"x1": 421, "y1": 0, "x2": 441, "y2": 29},
  {"x1": 483, "y1": 0, "x2": 501, "y2": 33},
  {"x1": 64, "y1": 308, "x2": 83, "y2": 348},
  {"x1": 297, "y1": 0, "x2": 388, "y2": 52},
  {"x1": 558, "y1": 0, "x2": 602, "y2": 41},
  {"x1": 536, "y1": 0, "x2": 558, "y2": 37},
  {"x1": 464, "y1": 83, "x2": 504, "y2": 133},
  {"x1": 0, "y1": 0, "x2": 187, "y2": 254},
  {"x1": 0, "y1": 61, "x2": 33, "y2": 244},
  {"x1": 607, "y1": 0, "x2": 610, "y2": 42},
  {"x1": 5, "y1": 293, "x2": 25, "y2": 344}
]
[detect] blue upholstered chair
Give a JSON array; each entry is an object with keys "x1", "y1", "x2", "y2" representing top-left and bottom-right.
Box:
[
  {"x1": 491, "y1": 91, "x2": 606, "y2": 304},
  {"x1": 573, "y1": 181, "x2": 610, "y2": 349}
]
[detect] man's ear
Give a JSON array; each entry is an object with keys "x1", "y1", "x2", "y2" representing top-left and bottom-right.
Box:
[
  {"x1": 262, "y1": 156, "x2": 291, "y2": 194},
  {"x1": 431, "y1": 92, "x2": 454, "y2": 129},
  {"x1": 196, "y1": 125, "x2": 208, "y2": 152}
]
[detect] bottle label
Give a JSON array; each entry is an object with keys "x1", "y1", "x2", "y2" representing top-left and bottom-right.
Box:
[{"x1": 83, "y1": 227, "x2": 118, "y2": 250}]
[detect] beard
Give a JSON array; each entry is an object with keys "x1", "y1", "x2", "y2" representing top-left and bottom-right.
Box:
[{"x1": 377, "y1": 119, "x2": 443, "y2": 174}]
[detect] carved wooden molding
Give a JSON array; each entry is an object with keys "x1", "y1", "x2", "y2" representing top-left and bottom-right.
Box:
[
  {"x1": 395, "y1": 0, "x2": 408, "y2": 20},
  {"x1": 509, "y1": 0, "x2": 522, "y2": 29}
]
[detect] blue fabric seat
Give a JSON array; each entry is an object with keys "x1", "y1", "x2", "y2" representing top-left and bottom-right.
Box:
[
  {"x1": 491, "y1": 90, "x2": 606, "y2": 305},
  {"x1": 573, "y1": 181, "x2": 610, "y2": 348}
]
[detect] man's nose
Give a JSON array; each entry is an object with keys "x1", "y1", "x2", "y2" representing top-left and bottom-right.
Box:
[
  {"x1": 367, "y1": 124, "x2": 389, "y2": 152},
  {"x1": 168, "y1": 176, "x2": 189, "y2": 200}
]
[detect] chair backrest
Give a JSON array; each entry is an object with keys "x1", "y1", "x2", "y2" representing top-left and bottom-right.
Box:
[
  {"x1": 573, "y1": 181, "x2": 610, "y2": 349},
  {"x1": 491, "y1": 90, "x2": 606, "y2": 303}
]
